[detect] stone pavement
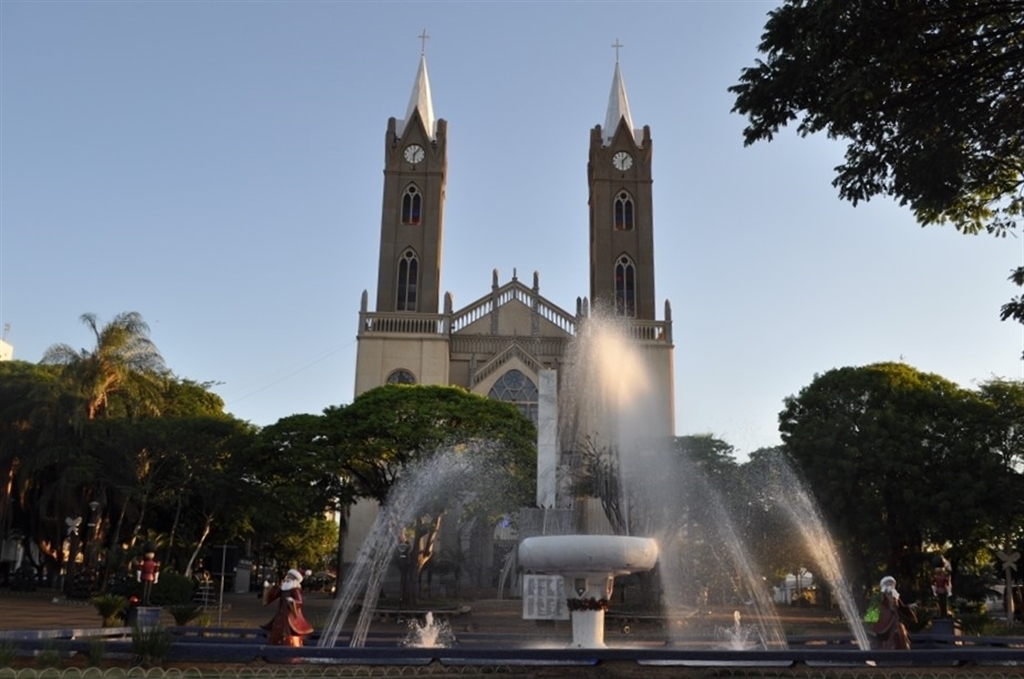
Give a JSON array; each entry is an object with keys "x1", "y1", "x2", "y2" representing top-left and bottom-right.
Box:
[
  {"x1": 0, "y1": 587, "x2": 847, "y2": 641},
  {"x1": 0, "y1": 589, "x2": 341, "y2": 632},
  {"x1": 0, "y1": 589, "x2": 536, "y2": 635}
]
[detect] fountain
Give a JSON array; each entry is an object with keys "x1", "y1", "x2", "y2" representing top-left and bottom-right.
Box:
[
  {"x1": 717, "y1": 611, "x2": 762, "y2": 650},
  {"x1": 518, "y1": 534, "x2": 658, "y2": 647},
  {"x1": 319, "y1": 450, "x2": 482, "y2": 648},
  {"x1": 767, "y1": 453, "x2": 873, "y2": 650},
  {"x1": 317, "y1": 310, "x2": 869, "y2": 655},
  {"x1": 540, "y1": 311, "x2": 795, "y2": 650},
  {"x1": 402, "y1": 611, "x2": 456, "y2": 648}
]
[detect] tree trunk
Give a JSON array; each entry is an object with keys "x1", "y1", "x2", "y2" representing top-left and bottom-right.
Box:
[
  {"x1": 184, "y1": 515, "x2": 212, "y2": 578},
  {"x1": 165, "y1": 495, "x2": 183, "y2": 567},
  {"x1": 129, "y1": 490, "x2": 150, "y2": 546},
  {"x1": 110, "y1": 499, "x2": 128, "y2": 550},
  {"x1": 402, "y1": 514, "x2": 443, "y2": 606}
]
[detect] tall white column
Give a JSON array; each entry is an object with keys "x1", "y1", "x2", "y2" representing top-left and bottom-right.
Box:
[{"x1": 537, "y1": 369, "x2": 558, "y2": 508}]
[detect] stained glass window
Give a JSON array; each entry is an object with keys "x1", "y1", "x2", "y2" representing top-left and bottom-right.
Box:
[{"x1": 488, "y1": 369, "x2": 539, "y2": 423}]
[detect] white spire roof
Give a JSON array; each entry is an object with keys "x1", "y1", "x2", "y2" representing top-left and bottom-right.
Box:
[
  {"x1": 397, "y1": 54, "x2": 436, "y2": 140},
  {"x1": 603, "y1": 61, "x2": 637, "y2": 145}
]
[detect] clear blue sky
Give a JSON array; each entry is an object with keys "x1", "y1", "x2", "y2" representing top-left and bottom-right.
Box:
[{"x1": 2, "y1": 1, "x2": 1021, "y2": 459}]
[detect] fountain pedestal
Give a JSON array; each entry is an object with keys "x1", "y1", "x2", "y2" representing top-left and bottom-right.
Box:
[
  {"x1": 571, "y1": 610, "x2": 605, "y2": 648},
  {"x1": 518, "y1": 535, "x2": 658, "y2": 649}
]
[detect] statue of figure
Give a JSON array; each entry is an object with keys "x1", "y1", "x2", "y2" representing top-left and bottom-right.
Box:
[
  {"x1": 136, "y1": 547, "x2": 160, "y2": 606},
  {"x1": 931, "y1": 563, "x2": 952, "y2": 618},
  {"x1": 873, "y1": 575, "x2": 916, "y2": 649},
  {"x1": 262, "y1": 568, "x2": 314, "y2": 646}
]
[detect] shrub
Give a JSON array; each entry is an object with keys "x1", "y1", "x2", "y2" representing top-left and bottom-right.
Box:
[
  {"x1": 131, "y1": 625, "x2": 173, "y2": 667},
  {"x1": 955, "y1": 600, "x2": 993, "y2": 636},
  {"x1": 90, "y1": 593, "x2": 129, "y2": 627},
  {"x1": 0, "y1": 639, "x2": 16, "y2": 666},
  {"x1": 35, "y1": 642, "x2": 61, "y2": 668},
  {"x1": 149, "y1": 572, "x2": 195, "y2": 605},
  {"x1": 85, "y1": 638, "x2": 107, "y2": 666},
  {"x1": 167, "y1": 603, "x2": 204, "y2": 625}
]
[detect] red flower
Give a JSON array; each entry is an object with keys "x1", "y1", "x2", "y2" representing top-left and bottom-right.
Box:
[{"x1": 566, "y1": 597, "x2": 609, "y2": 612}]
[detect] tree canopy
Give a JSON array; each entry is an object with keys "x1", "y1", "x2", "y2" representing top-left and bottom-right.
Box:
[
  {"x1": 322, "y1": 384, "x2": 537, "y2": 507},
  {"x1": 41, "y1": 311, "x2": 169, "y2": 422},
  {"x1": 0, "y1": 312, "x2": 277, "y2": 594},
  {"x1": 778, "y1": 362, "x2": 1020, "y2": 594},
  {"x1": 731, "y1": 0, "x2": 1024, "y2": 235},
  {"x1": 318, "y1": 384, "x2": 537, "y2": 604},
  {"x1": 731, "y1": 1, "x2": 1024, "y2": 348}
]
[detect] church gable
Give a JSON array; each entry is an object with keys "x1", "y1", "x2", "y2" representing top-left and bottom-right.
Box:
[
  {"x1": 472, "y1": 352, "x2": 540, "y2": 395},
  {"x1": 450, "y1": 272, "x2": 576, "y2": 340}
]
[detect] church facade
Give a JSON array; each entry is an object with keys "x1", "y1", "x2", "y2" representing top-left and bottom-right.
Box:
[
  {"x1": 354, "y1": 53, "x2": 675, "y2": 441},
  {"x1": 344, "y1": 53, "x2": 676, "y2": 574}
]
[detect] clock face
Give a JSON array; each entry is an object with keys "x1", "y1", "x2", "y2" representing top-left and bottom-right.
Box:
[
  {"x1": 612, "y1": 151, "x2": 633, "y2": 171},
  {"x1": 403, "y1": 144, "x2": 425, "y2": 164}
]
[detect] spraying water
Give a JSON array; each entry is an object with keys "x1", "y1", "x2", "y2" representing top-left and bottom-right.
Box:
[
  {"x1": 321, "y1": 309, "x2": 868, "y2": 651},
  {"x1": 319, "y1": 450, "x2": 476, "y2": 648},
  {"x1": 767, "y1": 453, "x2": 871, "y2": 649},
  {"x1": 557, "y1": 309, "x2": 788, "y2": 648},
  {"x1": 716, "y1": 611, "x2": 764, "y2": 650},
  {"x1": 402, "y1": 611, "x2": 456, "y2": 648}
]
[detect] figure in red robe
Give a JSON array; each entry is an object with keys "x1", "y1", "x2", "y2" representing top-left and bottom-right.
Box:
[
  {"x1": 873, "y1": 576, "x2": 916, "y2": 649},
  {"x1": 262, "y1": 568, "x2": 314, "y2": 646}
]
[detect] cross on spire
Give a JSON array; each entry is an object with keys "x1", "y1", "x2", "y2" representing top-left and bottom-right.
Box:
[
  {"x1": 612, "y1": 38, "x2": 623, "y2": 63},
  {"x1": 418, "y1": 29, "x2": 430, "y2": 56}
]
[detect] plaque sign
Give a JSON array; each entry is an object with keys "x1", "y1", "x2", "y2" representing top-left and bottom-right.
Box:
[{"x1": 522, "y1": 574, "x2": 569, "y2": 620}]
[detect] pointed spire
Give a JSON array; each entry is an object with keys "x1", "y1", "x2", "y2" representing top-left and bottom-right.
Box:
[
  {"x1": 397, "y1": 37, "x2": 436, "y2": 140},
  {"x1": 603, "y1": 41, "x2": 635, "y2": 145}
]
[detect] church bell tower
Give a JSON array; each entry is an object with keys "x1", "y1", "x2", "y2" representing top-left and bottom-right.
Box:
[
  {"x1": 375, "y1": 53, "x2": 447, "y2": 314},
  {"x1": 354, "y1": 48, "x2": 452, "y2": 396},
  {"x1": 588, "y1": 57, "x2": 656, "y2": 320}
]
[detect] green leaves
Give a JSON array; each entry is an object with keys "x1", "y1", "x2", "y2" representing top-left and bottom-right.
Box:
[
  {"x1": 732, "y1": 1, "x2": 1024, "y2": 237},
  {"x1": 323, "y1": 384, "x2": 537, "y2": 507},
  {"x1": 779, "y1": 362, "x2": 1023, "y2": 588}
]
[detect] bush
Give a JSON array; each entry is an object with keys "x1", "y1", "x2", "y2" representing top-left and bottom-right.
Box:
[
  {"x1": 148, "y1": 572, "x2": 195, "y2": 605},
  {"x1": 35, "y1": 642, "x2": 61, "y2": 669},
  {"x1": 85, "y1": 638, "x2": 107, "y2": 666},
  {"x1": 131, "y1": 625, "x2": 173, "y2": 667},
  {"x1": 167, "y1": 603, "x2": 204, "y2": 625},
  {"x1": 955, "y1": 599, "x2": 993, "y2": 636},
  {"x1": 90, "y1": 593, "x2": 129, "y2": 627},
  {"x1": 0, "y1": 639, "x2": 15, "y2": 666}
]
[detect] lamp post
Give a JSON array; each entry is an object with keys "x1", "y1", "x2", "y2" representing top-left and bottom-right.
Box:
[
  {"x1": 86, "y1": 501, "x2": 101, "y2": 569},
  {"x1": 63, "y1": 516, "x2": 82, "y2": 597}
]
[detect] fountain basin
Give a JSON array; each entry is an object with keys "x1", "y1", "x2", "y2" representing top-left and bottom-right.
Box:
[
  {"x1": 519, "y1": 535, "x2": 659, "y2": 648},
  {"x1": 518, "y1": 535, "x2": 659, "y2": 575}
]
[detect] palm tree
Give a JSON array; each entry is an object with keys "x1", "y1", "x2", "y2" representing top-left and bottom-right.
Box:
[
  {"x1": 36, "y1": 312, "x2": 169, "y2": 588},
  {"x1": 41, "y1": 312, "x2": 168, "y2": 423}
]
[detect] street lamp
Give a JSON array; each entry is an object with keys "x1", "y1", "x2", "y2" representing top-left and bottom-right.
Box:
[{"x1": 86, "y1": 501, "x2": 101, "y2": 569}]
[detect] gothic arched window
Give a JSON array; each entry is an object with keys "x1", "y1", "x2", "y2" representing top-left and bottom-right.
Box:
[
  {"x1": 397, "y1": 249, "x2": 419, "y2": 311},
  {"x1": 386, "y1": 369, "x2": 417, "y2": 385},
  {"x1": 401, "y1": 185, "x2": 422, "y2": 225},
  {"x1": 614, "y1": 191, "x2": 634, "y2": 231},
  {"x1": 614, "y1": 254, "x2": 636, "y2": 317},
  {"x1": 488, "y1": 369, "x2": 539, "y2": 424}
]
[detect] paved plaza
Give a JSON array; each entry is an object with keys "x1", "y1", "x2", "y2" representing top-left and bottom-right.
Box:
[{"x1": 0, "y1": 588, "x2": 844, "y2": 638}]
